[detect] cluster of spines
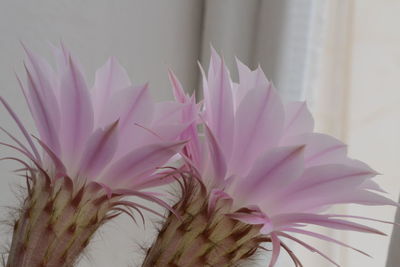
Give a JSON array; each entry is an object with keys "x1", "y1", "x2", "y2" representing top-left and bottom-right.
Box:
[
  {"x1": 6, "y1": 171, "x2": 120, "y2": 267},
  {"x1": 142, "y1": 178, "x2": 266, "y2": 267}
]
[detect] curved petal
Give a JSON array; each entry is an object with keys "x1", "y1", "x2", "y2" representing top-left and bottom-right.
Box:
[
  {"x1": 100, "y1": 140, "x2": 186, "y2": 187},
  {"x1": 93, "y1": 57, "x2": 131, "y2": 125},
  {"x1": 269, "y1": 233, "x2": 281, "y2": 267},
  {"x1": 204, "y1": 124, "x2": 227, "y2": 186},
  {"x1": 277, "y1": 231, "x2": 340, "y2": 267},
  {"x1": 282, "y1": 227, "x2": 370, "y2": 257},
  {"x1": 203, "y1": 48, "x2": 234, "y2": 157},
  {"x1": 282, "y1": 102, "x2": 314, "y2": 139},
  {"x1": 234, "y1": 146, "x2": 304, "y2": 204},
  {"x1": 272, "y1": 213, "x2": 386, "y2": 235},
  {"x1": 270, "y1": 163, "x2": 378, "y2": 213},
  {"x1": 59, "y1": 56, "x2": 94, "y2": 165},
  {"x1": 230, "y1": 86, "x2": 285, "y2": 176},
  {"x1": 283, "y1": 133, "x2": 348, "y2": 166},
  {"x1": 22, "y1": 47, "x2": 61, "y2": 156},
  {"x1": 78, "y1": 121, "x2": 119, "y2": 180}
]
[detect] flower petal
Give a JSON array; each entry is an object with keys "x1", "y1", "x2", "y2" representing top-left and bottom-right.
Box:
[
  {"x1": 22, "y1": 47, "x2": 61, "y2": 156},
  {"x1": 78, "y1": 121, "x2": 119, "y2": 179},
  {"x1": 92, "y1": 57, "x2": 131, "y2": 124},
  {"x1": 204, "y1": 124, "x2": 227, "y2": 186},
  {"x1": 272, "y1": 213, "x2": 386, "y2": 235},
  {"x1": 234, "y1": 146, "x2": 304, "y2": 204},
  {"x1": 59, "y1": 56, "x2": 94, "y2": 166},
  {"x1": 272, "y1": 163, "x2": 378, "y2": 213},
  {"x1": 269, "y1": 233, "x2": 281, "y2": 267},
  {"x1": 282, "y1": 102, "x2": 314, "y2": 139},
  {"x1": 277, "y1": 231, "x2": 340, "y2": 267},
  {"x1": 203, "y1": 48, "x2": 234, "y2": 157},
  {"x1": 100, "y1": 140, "x2": 186, "y2": 186},
  {"x1": 283, "y1": 133, "x2": 348, "y2": 166},
  {"x1": 230, "y1": 86, "x2": 285, "y2": 176}
]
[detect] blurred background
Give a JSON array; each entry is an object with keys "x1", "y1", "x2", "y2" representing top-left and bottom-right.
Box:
[{"x1": 0, "y1": 1, "x2": 399, "y2": 266}]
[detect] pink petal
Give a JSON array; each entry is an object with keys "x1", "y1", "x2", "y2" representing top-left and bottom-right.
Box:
[
  {"x1": 336, "y1": 190, "x2": 400, "y2": 207},
  {"x1": 107, "y1": 84, "x2": 155, "y2": 157},
  {"x1": 283, "y1": 227, "x2": 370, "y2": 257},
  {"x1": 32, "y1": 136, "x2": 66, "y2": 179},
  {"x1": 277, "y1": 231, "x2": 340, "y2": 266},
  {"x1": 0, "y1": 126, "x2": 35, "y2": 161},
  {"x1": 282, "y1": 102, "x2": 314, "y2": 139},
  {"x1": 204, "y1": 124, "x2": 227, "y2": 186},
  {"x1": 153, "y1": 102, "x2": 189, "y2": 125},
  {"x1": 230, "y1": 86, "x2": 285, "y2": 176},
  {"x1": 99, "y1": 84, "x2": 153, "y2": 129},
  {"x1": 269, "y1": 233, "x2": 281, "y2": 267},
  {"x1": 272, "y1": 164, "x2": 378, "y2": 213},
  {"x1": 93, "y1": 57, "x2": 131, "y2": 124},
  {"x1": 236, "y1": 60, "x2": 269, "y2": 89},
  {"x1": 133, "y1": 122, "x2": 191, "y2": 150},
  {"x1": 283, "y1": 133, "x2": 347, "y2": 166},
  {"x1": 0, "y1": 97, "x2": 41, "y2": 161},
  {"x1": 168, "y1": 73, "x2": 202, "y2": 168},
  {"x1": 203, "y1": 48, "x2": 234, "y2": 157},
  {"x1": 234, "y1": 146, "x2": 304, "y2": 204},
  {"x1": 168, "y1": 69, "x2": 186, "y2": 103},
  {"x1": 360, "y1": 179, "x2": 387, "y2": 193},
  {"x1": 272, "y1": 213, "x2": 386, "y2": 235},
  {"x1": 325, "y1": 214, "x2": 399, "y2": 226},
  {"x1": 78, "y1": 121, "x2": 119, "y2": 179},
  {"x1": 22, "y1": 47, "x2": 61, "y2": 156},
  {"x1": 59, "y1": 56, "x2": 94, "y2": 166},
  {"x1": 100, "y1": 140, "x2": 186, "y2": 186}
]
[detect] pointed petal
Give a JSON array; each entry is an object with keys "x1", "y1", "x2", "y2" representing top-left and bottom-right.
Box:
[
  {"x1": 234, "y1": 146, "x2": 304, "y2": 203},
  {"x1": 101, "y1": 141, "x2": 186, "y2": 186},
  {"x1": 272, "y1": 213, "x2": 386, "y2": 235},
  {"x1": 283, "y1": 227, "x2": 371, "y2": 257},
  {"x1": 236, "y1": 59, "x2": 269, "y2": 92},
  {"x1": 98, "y1": 84, "x2": 153, "y2": 131},
  {"x1": 168, "y1": 69, "x2": 186, "y2": 103},
  {"x1": 79, "y1": 121, "x2": 119, "y2": 179},
  {"x1": 283, "y1": 102, "x2": 314, "y2": 138},
  {"x1": 0, "y1": 126, "x2": 34, "y2": 160},
  {"x1": 59, "y1": 56, "x2": 94, "y2": 165},
  {"x1": 325, "y1": 214, "x2": 400, "y2": 226},
  {"x1": 277, "y1": 231, "x2": 340, "y2": 266},
  {"x1": 269, "y1": 233, "x2": 281, "y2": 267},
  {"x1": 230, "y1": 85, "x2": 285, "y2": 176},
  {"x1": 153, "y1": 101, "x2": 189, "y2": 125},
  {"x1": 338, "y1": 190, "x2": 400, "y2": 207},
  {"x1": 274, "y1": 164, "x2": 378, "y2": 213},
  {"x1": 0, "y1": 97, "x2": 41, "y2": 161},
  {"x1": 203, "y1": 50, "x2": 234, "y2": 157},
  {"x1": 360, "y1": 179, "x2": 387, "y2": 193},
  {"x1": 22, "y1": 50, "x2": 61, "y2": 156},
  {"x1": 32, "y1": 136, "x2": 66, "y2": 178},
  {"x1": 93, "y1": 57, "x2": 131, "y2": 123},
  {"x1": 204, "y1": 124, "x2": 227, "y2": 185},
  {"x1": 283, "y1": 133, "x2": 348, "y2": 166}
]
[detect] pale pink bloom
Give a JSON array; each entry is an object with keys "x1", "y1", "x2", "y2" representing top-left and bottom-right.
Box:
[
  {"x1": 171, "y1": 49, "x2": 399, "y2": 266},
  {"x1": 1, "y1": 43, "x2": 189, "y2": 212}
]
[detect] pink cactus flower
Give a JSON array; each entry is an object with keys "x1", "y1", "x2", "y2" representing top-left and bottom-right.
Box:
[
  {"x1": 1, "y1": 44, "x2": 189, "y2": 267},
  {"x1": 143, "y1": 49, "x2": 398, "y2": 267}
]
